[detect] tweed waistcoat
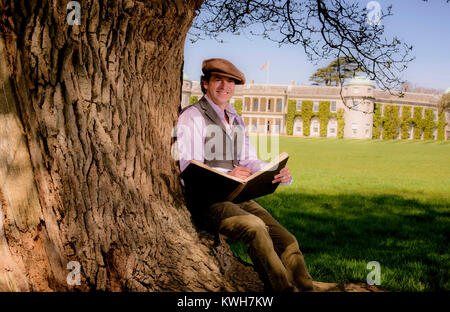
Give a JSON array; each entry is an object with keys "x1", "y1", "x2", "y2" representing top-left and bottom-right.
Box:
[{"x1": 181, "y1": 96, "x2": 242, "y2": 170}]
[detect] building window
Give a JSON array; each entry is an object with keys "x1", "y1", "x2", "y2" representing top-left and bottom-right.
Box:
[
  {"x1": 354, "y1": 87, "x2": 359, "y2": 94},
  {"x1": 353, "y1": 100, "x2": 359, "y2": 109},
  {"x1": 253, "y1": 98, "x2": 259, "y2": 111},
  {"x1": 368, "y1": 88, "x2": 372, "y2": 94},
  {"x1": 267, "y1": 99, "x2": 272, "y2": 111},
  {"x1": 252, "y1": 119, "x2": 258, "y2": 132},
  {"x1": 313, "y1": 101, "x2": 319, "y2": 112},
  {"x1": 277, "y1": 99, "x2": 283, "y2": 112},
  {"x1": 330, "y1": 101, "x2": 337, "y2": 112},
  {"x1": 328, "y1": 120, "x2": 337, "y2": 135},
  {"x1": 352, "y1": 123, "x2": 358, "y2": 135},
  {"x1": 312, "y1": 120, "x2": 319, "y2": 134},
  {"x1": 433, "y1": 109, "x2": 437, "y2": 121},
  {"x1": 275, "y1": 120, "x2": 281, "y2": 133},
  {"x1": 296, "y1": 100, "x2": 302, "y2": 111},
  {"x1": 245, "y1": 98, "x2": 251, "y2": 111}
]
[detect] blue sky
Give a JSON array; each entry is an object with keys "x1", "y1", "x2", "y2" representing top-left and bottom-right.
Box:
[{"x1": 183, "y1": 0, "x2": 450, "y2": 90}]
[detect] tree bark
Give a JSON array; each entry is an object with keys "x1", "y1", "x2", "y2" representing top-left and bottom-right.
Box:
[{"x1": 0, "y1": 0, "x2": 265, "y2": 291}]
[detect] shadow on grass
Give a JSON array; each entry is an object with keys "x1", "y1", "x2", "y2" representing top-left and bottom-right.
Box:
[{"x1": 229, "y1": 192, "x2": 450, "y2": 292}]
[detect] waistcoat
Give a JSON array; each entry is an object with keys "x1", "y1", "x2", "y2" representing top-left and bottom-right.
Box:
[{"x1": 181, "y1": 96, "x2": 243, "y2": 171}]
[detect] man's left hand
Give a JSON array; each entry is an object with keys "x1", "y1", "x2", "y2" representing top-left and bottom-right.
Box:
[{"x1": 272, "y1": 166, "x2": 291, "y2": 184}]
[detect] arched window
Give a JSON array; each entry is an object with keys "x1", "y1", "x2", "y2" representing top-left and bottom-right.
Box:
[
  {"x1": 327, "y1": 118, "x2": 337, "y2": 137},
  {"x1": 293, "y1": 117, "x2": 303, "y2": 136}
]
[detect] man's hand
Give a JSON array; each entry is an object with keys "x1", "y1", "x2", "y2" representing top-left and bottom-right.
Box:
[
  {"x1": 228, "y1": 166, "x2": 252, "y2": 180},
  {"x1": 272, "y1": 166, "x2": 291, "y2": 184}
]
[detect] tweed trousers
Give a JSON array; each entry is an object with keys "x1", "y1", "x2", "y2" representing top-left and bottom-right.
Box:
[
  {"x1": 189, "y1": 199, "x2": 313, "y2": 292},
  {"x1": 197, "y1": 200, "x2": 295, "y2": 254}
]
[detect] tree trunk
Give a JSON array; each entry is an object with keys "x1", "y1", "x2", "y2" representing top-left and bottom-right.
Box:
[{"x1": 0, "y1": 0, "x2": 263, "y2": 291}]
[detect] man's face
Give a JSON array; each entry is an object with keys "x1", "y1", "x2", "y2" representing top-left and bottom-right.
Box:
[{"x1": 203, "y1": 74, "x2": 236, "y2": 106}]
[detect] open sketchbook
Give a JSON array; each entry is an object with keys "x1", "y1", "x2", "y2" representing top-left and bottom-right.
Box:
[{"x1": 180, "y1": 153, "x2": 289, "y2": 203}]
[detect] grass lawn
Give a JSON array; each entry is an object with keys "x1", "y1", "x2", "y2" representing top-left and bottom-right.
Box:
[{"x1": 228, "y1": 137, "x2": 450, "y2": 291}]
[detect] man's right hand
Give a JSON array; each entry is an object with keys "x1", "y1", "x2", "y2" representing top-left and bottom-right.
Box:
[{"x1": 228, "y1": 166, "x2": 252, "y2": 180}]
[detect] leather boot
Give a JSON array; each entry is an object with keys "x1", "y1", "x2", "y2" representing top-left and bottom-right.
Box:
[
  {"x1": 219, "y1": 215, "x2": 293, "y2": 292},
  {"x1": 280, "y1": 241, "x2": 314, "y2": 291}
]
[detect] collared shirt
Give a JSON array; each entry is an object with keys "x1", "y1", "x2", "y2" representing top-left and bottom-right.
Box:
[{"x1": 176, "y1": 95, "x2": 292, "y2": 185}]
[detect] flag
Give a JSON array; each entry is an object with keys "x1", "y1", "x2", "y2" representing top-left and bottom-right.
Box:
[{"x1": 259, "y1": 61, "x2": 269, "y2": 71}]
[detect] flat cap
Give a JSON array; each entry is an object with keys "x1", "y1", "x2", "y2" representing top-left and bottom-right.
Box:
[{"x1": 202, "y1": 58, "x2": 246, "y2": 85}]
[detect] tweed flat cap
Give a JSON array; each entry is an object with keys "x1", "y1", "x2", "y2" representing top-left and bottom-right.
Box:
[{"x1": 202, "y1": 58, "x2": 246, "y2": 85}]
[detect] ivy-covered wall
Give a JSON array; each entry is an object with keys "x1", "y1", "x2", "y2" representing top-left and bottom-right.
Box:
[
  {"x1": 423, "y1": 108, "x2": 437, "y2": 140},
  {"x1": 337, "y1": 108, "x2": 345, "y2": 139},
  {"x1": 400, "y1": 105, "x2": 412, "y2": 139},
  {"x1": 319, "y1": 101, "x2": 331, "y2": 137},
  {"x1": 372, "y1": 104, "x2": 438, "y2": 140},
  {"x1": 382, "y1": 105, "x2": 400, "y2": 140},
  {"x1": 233, "y1": 98, "x2": 243, "y2": 116},
  {"x1": 286, "y1": 100, "x2": 297, "y2": 136},
  {"x1": 412, "y1": 107, "x2": 424, "y2": 139},
  {"x1": 286, "y1": 100, "x2": 338, "y2": 137},
  {"x1": 251, "y1": 97, "x2": 442, "y2": 140},
  {"x1": 372, "y1": 103, "x2": 382, "y2": 139},
  {"x1": 301, "y1": 100, "x2": 313, "y2": 137},
  {"x1": 189, "y1": 95, "x2": 198, "y2": 106},
  {"x1": 437, "y1": 111, "x2": 446, "y2": 140}
]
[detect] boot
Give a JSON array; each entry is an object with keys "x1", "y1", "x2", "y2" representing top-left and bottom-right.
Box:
[{"x1": 280, "y1": 241, "x2": 314, "y2": 291}]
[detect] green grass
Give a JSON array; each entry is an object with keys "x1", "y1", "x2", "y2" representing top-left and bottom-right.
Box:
[{"x1": 228, "y1": 137, "x2": 450, "y2": 291}]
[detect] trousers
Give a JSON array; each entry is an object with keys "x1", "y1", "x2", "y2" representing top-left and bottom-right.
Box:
[{"x1": 191, "y1": 199, "x2": 313, "y2": 292}]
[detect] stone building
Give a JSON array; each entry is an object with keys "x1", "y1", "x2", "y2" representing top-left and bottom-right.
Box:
[{"x1": 182, "y1": 74, "x2": 449, "y2": 140}]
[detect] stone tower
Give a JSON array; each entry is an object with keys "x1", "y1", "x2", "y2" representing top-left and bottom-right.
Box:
[{"x1": 343, "y1": 76, "x2": 375, "y2": 139}]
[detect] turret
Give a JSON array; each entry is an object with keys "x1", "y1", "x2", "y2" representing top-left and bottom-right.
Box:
[{"x1": 343, "y1": 76, "x2": 375, "y2": 139}]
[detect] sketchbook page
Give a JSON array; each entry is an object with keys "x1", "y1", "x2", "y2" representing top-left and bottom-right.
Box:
[
  {"x1": 243, "y1": 152, "x2": 289, "y2": 182},
  {"x1": 231, "y1": 155, "x2": 289, "y2": 203}
]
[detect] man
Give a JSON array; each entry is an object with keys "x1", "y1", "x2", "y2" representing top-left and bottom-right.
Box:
[{"x1": 176, "y1": 58, "x2": 313, "y2": 292}]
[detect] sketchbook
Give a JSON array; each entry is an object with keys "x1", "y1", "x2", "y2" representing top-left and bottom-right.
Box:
[{"x1": 180, "y1": 153, "x2": 289, "y2": 203}]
